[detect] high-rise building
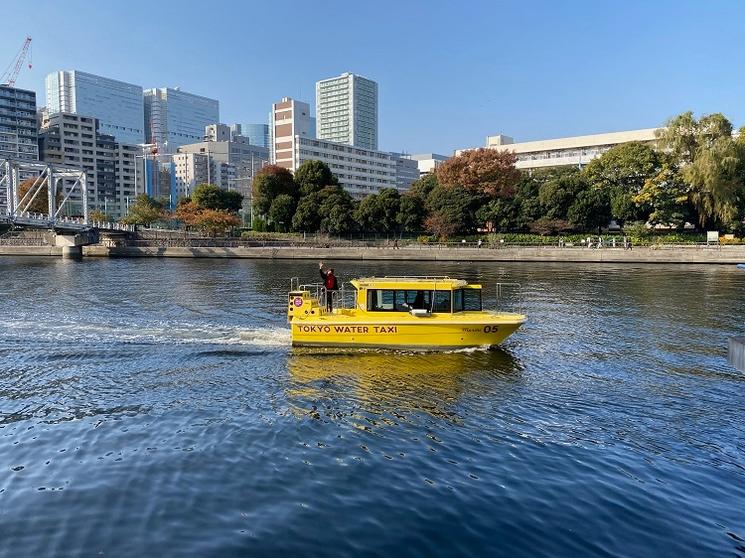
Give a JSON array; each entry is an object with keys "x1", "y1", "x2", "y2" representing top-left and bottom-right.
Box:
[
  {"x1": 270, "y1": 97, "x2": 314, "y2": 168},
  {"x1": 0, "y1": 85, "x2": 38, "y2": 162},
  {"x1": 144, "y1": 87, "x2": 219, "y2": 153},
  {"x1": 316, "y1": 72, "x2": 378, "y2": 150},
  {"x1": 237, "y1": 123, "x2": 270, "y2": 148},
  {"x1": 38, "y1": 112, "x2": 138, "y2": 220},
  {"x1": 45, "y1": 70, "x2": 144, "y2": 145}
]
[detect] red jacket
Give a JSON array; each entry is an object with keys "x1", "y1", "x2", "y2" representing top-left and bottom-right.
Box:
[{"x1": 320, "y1": 269, "x2": 338, "y2": 290}]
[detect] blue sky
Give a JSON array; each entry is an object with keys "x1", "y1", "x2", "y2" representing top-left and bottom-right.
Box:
[{"x1": 3, "y1": 0, "x2": 745, "y2": 154}]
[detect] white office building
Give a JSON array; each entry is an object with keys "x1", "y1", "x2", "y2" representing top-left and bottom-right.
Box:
[
  {"x1": 459, "y1": 129, "x2": 660, "y2": 169},
  {"x1": 407, "y1": 153, "x2": 450, "y2": 175},
  {"x1": 144, "y1": 87, "x2": 219, "y2": 153},
  {"x1": 316, "y1": 72, "x2": 378, "y2": 150},
  {"x1": 45, "y1": 70, "x2": 144, "y2": 145}
]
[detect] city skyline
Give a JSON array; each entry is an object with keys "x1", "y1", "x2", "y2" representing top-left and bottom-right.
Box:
[{"x1": 3, "y1": 0, "x2": 745, "y2": 155}]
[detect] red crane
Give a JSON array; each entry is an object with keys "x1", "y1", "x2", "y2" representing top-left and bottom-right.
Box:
[{"x1": 1, "y1": 36, "x2": 33, "y2": 87}]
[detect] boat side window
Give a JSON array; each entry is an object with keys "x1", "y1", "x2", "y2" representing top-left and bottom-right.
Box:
[
  {"x1": 453, "y1": 289, "x2": 464, "y2": 312},
  {"x1": 464, "y1": 288, "x2": 482, "y2": 311},
  {"x1": 395, "y1": 290, "x2": 430, "y2": 310},
  {"x1": 367, "y1": 289, "x2": 395, "y2": 311},
  {"x1": 432, "y1": 290, "x2": 452, "y2": 313}
]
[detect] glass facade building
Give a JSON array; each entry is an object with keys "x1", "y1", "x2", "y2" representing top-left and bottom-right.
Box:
[
  {"x1": 144, "y1": 88, "x2": 219, "y2": 153},
  {"x1": 239, "y1": 123, "x2": 270, "y2": 148},
  {"x1": 0, "y1": 85, "x2": 38, "y2": 162},
  {"x1": 45, "y1": 70, "x2": 144, "y2": 145},
  {"x1": 316, "y1": 73, "x2": 378, "y2": 150}
]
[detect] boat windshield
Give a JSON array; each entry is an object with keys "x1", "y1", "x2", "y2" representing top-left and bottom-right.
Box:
[
  {"x1": 453, "y1": 288, "x2": 482, "y2": 312},
  {"x1": 367, "y1": 289, "x2": 452, "y2": 313}
]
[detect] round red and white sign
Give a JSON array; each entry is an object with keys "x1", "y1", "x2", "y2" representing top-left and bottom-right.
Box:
[{"x1": 293, "y1": 297, "x2": 303, "y2": 307}]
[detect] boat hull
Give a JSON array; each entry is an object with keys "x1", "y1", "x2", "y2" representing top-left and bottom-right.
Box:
[{"x1": 290, "y1": 317, "x2": 524, "y2": 350}]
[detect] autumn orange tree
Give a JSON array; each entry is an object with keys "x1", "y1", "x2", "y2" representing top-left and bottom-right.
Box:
[
  {"x1": 18, "y1": 178, "x2": 59, "y2": 214},
  {"x1": 435, "y1": 148, "x2": 521, "y2": 198},
  {"x1": 174, "y1": 198, "x2": 240, "y2": 236}
]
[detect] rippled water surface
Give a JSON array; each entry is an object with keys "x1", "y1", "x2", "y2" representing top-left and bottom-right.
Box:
[{"x1": 1, "y1": 257, "x2": 744, "y2": 557}]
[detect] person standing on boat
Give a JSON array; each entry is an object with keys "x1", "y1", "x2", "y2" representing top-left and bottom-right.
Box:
[{"x1": 319, "y1": 262, "x2": 339, "y2": 312}]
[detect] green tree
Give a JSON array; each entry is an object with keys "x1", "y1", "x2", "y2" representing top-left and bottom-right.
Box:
[
  {"x1": 354, "y1": 194, "x2": 381, "y2": 233},
  {"x1": 294, "y1": 160, "x2": 338, "y2": 196},
  {"x1": 435, "y1": 148, "x2": 520, "y2": 198},
  {"x1": 252, "y1": 165, "x2": 297, "y2": 216},
  {"x1": 425, "y1": 184, "x2": 480, "y2": 235},
  {"x1": 657, "y1": 112, "x2": 744, "y2": 228},
  {"x1": 583, "y1": 142, "x2": 661, "y2": 224},
  {"x1": 88, "y1": 210, "x2": 111, "y2": 223},
  {"x1": 122, "y1": 194, "x2": 166, "y2": 226},
  {"x1": 476, "y1": 197, "x2": 519, "y2": 232},
  {"x1": 319, "y1": 187, "x2": 355, "y2": 235},
  {"x1": 268, "y1": 194, "x2": 296, "y2": 232},
  {"x1": 537, "y1": 168, "x2": 587, "y2": 220},
  {"x1": 634, "y1": 163, "x2": 692, "y2": 228},
  {"x1": 397, "y1": 194, "x2": 427, "y2": 233},
  {"x1": 567, "y1": 188, "x2": 612, "y2": 231},
  {"x1": 291, "y1": 191, "x2": 323, "y2": 232},
  {"x1": 191, "y1": 183, "x2": 244, "y2": 212}
]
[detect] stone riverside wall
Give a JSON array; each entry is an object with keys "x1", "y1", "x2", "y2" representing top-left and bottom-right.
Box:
[
  {"x1": 78, "y1": 244, "x2": 745, "y2": 264},
  {"x1": 3, "y1": 244, "x2": 745, "y2": 264}
]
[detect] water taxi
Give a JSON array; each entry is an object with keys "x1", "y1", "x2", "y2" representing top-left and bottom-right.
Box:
[{"x1": 287, "y1": 276, "x2": 526, "y2": 350}]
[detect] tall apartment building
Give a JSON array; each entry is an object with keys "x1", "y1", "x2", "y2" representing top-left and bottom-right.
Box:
[
  {"x1": 45, "y1": 70, "x2": 144, "y2": 145},
  {"x1": 316, "y1": 72, "x2": 378, "y2": 150},
  {"x1": 271, "y1": 97, "x2": 314, "y2": 168},
  {"x1": 179, "y1": 127, "x2": 269, "y2": 199},
  {"x1": 38, "y1": 112, "x2": 138, "y2": 220},
  {"x1": 144, "y1": 87, "x2": 219, "y2": 153},
  {"x1": 0, "y1": 85, "x2": 38, "y2": 163}
]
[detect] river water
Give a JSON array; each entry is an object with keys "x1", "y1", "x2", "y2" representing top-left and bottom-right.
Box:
[{"x1": 1, "y1": 257, "x2": 744, "y2": 557}]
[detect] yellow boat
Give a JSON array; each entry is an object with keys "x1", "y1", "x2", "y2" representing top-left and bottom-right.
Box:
[{"x1": 287, "y1": 276, "x2": 526, "y2": 350}]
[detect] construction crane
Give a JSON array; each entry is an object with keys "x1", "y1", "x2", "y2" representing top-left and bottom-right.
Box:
[{"x1": 1, "y1": 36, "x2": 32, "y2": 87}]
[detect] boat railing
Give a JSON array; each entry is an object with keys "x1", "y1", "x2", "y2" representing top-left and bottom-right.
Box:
[
  {"x1": 290, "y1": 277, "x2": 355, "y2": 311},
  {"x1": 381, "y1": 275, "x2": 452, "y2": 280},
  {"x1": 495, "y1": 282, "x2": 521, "y2": 310}
]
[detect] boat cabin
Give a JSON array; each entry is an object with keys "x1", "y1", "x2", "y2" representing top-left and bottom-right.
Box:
[{"x1": 350, "y1": 277, "x2": 482, "y2": 315}]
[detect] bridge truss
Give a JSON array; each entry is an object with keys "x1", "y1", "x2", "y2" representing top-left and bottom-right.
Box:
[{"x1": 0, "y1": 158, "x2": 89, "y2": 230}]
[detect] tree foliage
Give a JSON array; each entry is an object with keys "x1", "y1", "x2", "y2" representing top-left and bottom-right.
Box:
[
  {"x1": 435, "y1": 148, "x2": 521, "y2": 198},
  {"x1": 252, "y1": 165, "x2": 297, "y2": 216},
  {"x1": 268, "y1": 194, "x2": 296, "y2": 232},
  {"x1": 294, "y1": 160, "x2": 338, "y2": 196},
  {"x1": 122, "y1": 194, "x2": 166, "y2": 226},
  {"x1": 191, "y1": 183, "x2": 243, "y2": 213},
  {"x1": 18, "y1": 178, "x2": 58, "y2": 214}
]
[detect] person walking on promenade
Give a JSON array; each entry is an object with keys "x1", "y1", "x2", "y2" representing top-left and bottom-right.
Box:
[
  {"x1": 319, "y1": 261, "x2": 339, "y2": 312},
  {"x1": 394, "y1": 238, "x2": 399, "y2": 249},
  {"x1": 477, "y1": 238, "x2": 483, "y2": 249}
]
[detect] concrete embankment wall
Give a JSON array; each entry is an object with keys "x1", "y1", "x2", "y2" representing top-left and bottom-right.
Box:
[
  {"x1": 3, "y1": 244, "x2": 745, "y2": 263},
  {"x1": 0, "y1": 246, "x2": 62, "y2": 256},
  {"x1": 76, "y1": 245, "x2": 745, "y2": 264}
]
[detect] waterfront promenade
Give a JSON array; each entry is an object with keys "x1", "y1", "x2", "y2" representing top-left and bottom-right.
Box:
[{"x1": 2, "y1": 243, "x2": 745, "y2": 264}]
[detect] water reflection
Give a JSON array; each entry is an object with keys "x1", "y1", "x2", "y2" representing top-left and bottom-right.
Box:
[{"x1": 286, "y1": 348, "x2": 522, "y2": 423}]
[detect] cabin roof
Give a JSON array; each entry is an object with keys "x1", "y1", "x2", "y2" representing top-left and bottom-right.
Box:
[{"x1": 350, "y1": 276, "x2": 475, "y2": 290}]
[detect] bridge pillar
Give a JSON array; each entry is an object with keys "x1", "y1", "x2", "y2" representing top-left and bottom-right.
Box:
[
  {"x1": 55, "y1": 233, "x2": 86, "y2": 258},
  {"x1": 61, "y1": 245, "x2": 82, "y2": 258}
]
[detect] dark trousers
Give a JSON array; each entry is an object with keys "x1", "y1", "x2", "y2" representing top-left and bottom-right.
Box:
[{"x1": 326, "y1": 289, "x2": 335, "y2": 311}]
